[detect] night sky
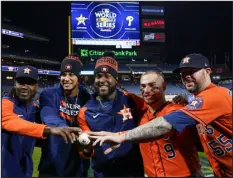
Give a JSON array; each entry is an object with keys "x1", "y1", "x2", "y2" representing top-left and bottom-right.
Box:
[{"x1": 2, "y1": 1, "x2": 232, "y2": 64}]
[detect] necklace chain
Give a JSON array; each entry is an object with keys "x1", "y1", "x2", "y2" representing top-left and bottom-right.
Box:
[
  {"x1": 99, "y1": 100, "x2": 110, "y2": 108},
  {"x1": 63, "y1": 88, "x2": 79, "y2": 106},
  {"x1": 64, "y1": 93, "x2": 78, "y2": 106},
  {"x1": 96, "y1": 96, "x2": 111, "y2": 108}
]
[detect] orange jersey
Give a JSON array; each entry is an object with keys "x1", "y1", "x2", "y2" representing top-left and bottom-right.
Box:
[
  {"x1": 138, "y1": 102, "x2": 201, "y2": 177},
  {"x1": 181, "y1": 83, "x2": 232, "y2": 177}
]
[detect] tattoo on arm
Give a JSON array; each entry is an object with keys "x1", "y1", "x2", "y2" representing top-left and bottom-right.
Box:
[{"x1": 124, "y1": 116, "x2": 172, "y2": 143}]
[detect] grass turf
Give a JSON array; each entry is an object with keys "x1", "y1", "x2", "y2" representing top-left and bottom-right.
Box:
[{"x1": 32, "y1": 147, "x2": 213, "y2": 177}]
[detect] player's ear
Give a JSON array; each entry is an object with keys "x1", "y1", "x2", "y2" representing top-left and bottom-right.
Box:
[{"x1": 205, "y1": 68, "x2": 212, "y2": 75}]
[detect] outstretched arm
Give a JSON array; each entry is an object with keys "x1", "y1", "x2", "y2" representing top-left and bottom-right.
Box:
[
  {"x1": 2, "y1": 98, "x2": 81, "y2": 143},
  {"x1": 123, "y1": 116, "x2": 172, "y2": 142},
  {"x1": 89, "y1": 111, "x2": 197, "y2": 153},
  {"x1": 120, "y1": 110, "x2": 197, "y2": 143}
]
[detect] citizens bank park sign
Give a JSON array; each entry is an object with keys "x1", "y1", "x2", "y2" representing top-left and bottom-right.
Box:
[{"x1": 80, "y1": 49, "x2": 138, "y2": 57}]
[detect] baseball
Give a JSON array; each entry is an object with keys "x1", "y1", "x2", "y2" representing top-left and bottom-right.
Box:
[{"x1": 78, "y1": 133, "x2": 91, "y2": 145}]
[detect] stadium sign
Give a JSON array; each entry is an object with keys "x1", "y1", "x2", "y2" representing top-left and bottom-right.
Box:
[
  {"x1": 142, "y1": 19, "x2": 165, "y2": 29},
  {"x1": 2, "y1": 65, "x2": 94, "y2": 76},
  {"x1": 80, "y1": 49, "x2": 138, "y2": 57},
  {"x1": 142, "y1": 32, "x2": 165, "y2": 42},
  {"x1": 2, "y1": 29, "x2": 24, "y2": 38}
]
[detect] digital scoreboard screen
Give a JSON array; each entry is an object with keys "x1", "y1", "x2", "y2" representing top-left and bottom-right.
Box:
[{"x1": 71, "y1": 2, "x2": 140, "y2": 47}]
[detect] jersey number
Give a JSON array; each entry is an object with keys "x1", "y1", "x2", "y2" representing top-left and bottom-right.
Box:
[
  {"x1": 164, "y1": 143, "x2": 176, "y2": 159},
  {"x1": 208, "y1": 134, "x2": 232, "y2": 157}
]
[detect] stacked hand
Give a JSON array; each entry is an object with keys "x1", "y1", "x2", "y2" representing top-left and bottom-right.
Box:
[
  {"x1": 44, "y1": 126, "x2": 82, "y2": 143},
  {"x1": 88, "y1": 131, "x2": 125, "y2": 154}
]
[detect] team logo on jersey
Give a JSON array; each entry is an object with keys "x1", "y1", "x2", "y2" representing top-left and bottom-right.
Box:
[
  {"x1": 186, "y1": 97, "x2": 203, "y2": 109},
  {"x1": 117, "y1": 105, "x2": 133, "y2": 122}
]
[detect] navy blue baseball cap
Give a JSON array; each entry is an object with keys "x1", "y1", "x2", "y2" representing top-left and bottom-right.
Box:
[
  {"x1": 173, "y1": 53, "x2": 211, "y2": 74},
  {"x1": 15, "y1": 66, "x2": 39, "y2": 82}
]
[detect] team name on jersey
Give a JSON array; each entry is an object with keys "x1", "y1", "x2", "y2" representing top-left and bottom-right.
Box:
[
  {"x1": 59, "y1": 100, "x2": 81, "y2": 116},
  {"x1": 196, "y1": 123, "x2": 214, "y2": 135}
]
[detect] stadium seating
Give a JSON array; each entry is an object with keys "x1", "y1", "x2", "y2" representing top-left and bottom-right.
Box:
[
  {"x1": 121, "y1": 81, "x2": 188, "y2": 95},
  {"x1": 119, "y1": 65, "x2": 130, "y2": 71},
  {"x1": 158, "y1": 64, "x2": 179, "y2": 71},
  {"x1": 129, "y1": 66, "x2": 162, "y2": 72}
]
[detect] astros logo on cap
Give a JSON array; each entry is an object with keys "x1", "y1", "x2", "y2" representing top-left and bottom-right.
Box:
[
  {"x1": 182, "y1": 57, "x2": 191, "y2": 64},
  {"x1": 101, "y1": 67, "x2": 108, "y2": 72},
  {"x1": 65, "y1": 64, "x2": 72, "y2": 70},
  {"x1": 23, "y1": 67, "x2": 31, "y2": 74}
]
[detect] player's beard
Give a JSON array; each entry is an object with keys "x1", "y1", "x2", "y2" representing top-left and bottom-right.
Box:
[
  {"x1": 185, "y1": 83, "x2": 202, "y2": 93},
  {"x1": 182, "y1": 77, "x2": 202, "y2": 94},
  {"x1": 95, "y1": 85, "x2": 116, "y2": 100}
]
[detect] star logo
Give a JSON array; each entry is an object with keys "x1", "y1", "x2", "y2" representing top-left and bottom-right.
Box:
[
  {"x1": 117, "y1": 105, "x2": 133, "y2": 122},
  {"x1": 101, "y1": 67, "x2": 108, "y2": 72},
  {"x1": 23, "y1": 67, "x2": 31, "y2": 74},
  {"x1": 65, "y1": 64, "x2": 72, "y2": 70},
  {"x1": 182, "y1": 57, "x2": 191, "y2": 64},
  {"x1": 76, "y1": 14, "x2": 88, "y2": 25}
]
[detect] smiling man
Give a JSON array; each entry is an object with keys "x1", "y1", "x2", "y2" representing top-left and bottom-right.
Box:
[
  {"x1": 38, "y1": 54, "x2": 91, "y2": 177},
  {"x1": 77, "y1": 51, "x2": 145, "y2": 177},
  {"x1": 137, "y1": 71, "x2": 202, "y2": 177}
]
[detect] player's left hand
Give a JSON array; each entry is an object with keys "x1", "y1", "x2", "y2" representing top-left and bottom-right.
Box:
[{"x1": 172, "y1": 94, "x2": 188, "y2": 105}]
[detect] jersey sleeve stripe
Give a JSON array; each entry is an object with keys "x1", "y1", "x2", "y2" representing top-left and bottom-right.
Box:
[{"x1": 180, "y1": 108, "x2": 207, "y2": 126}]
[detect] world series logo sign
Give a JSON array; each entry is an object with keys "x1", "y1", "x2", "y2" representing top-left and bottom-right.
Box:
[
  {"x1": 71, "y1": 2, "x2": 140, "y2": 42},
  {"x1": 95, "y1": 8, "x2": 117, "y2": 31},
  {"x1": 90, "y1": 5, "x2": 121, "y2": 38}
]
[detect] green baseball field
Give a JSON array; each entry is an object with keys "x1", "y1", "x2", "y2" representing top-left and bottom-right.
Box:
[{"x1": 32, "y1": 147, "x2": 213, "y2": 177}]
